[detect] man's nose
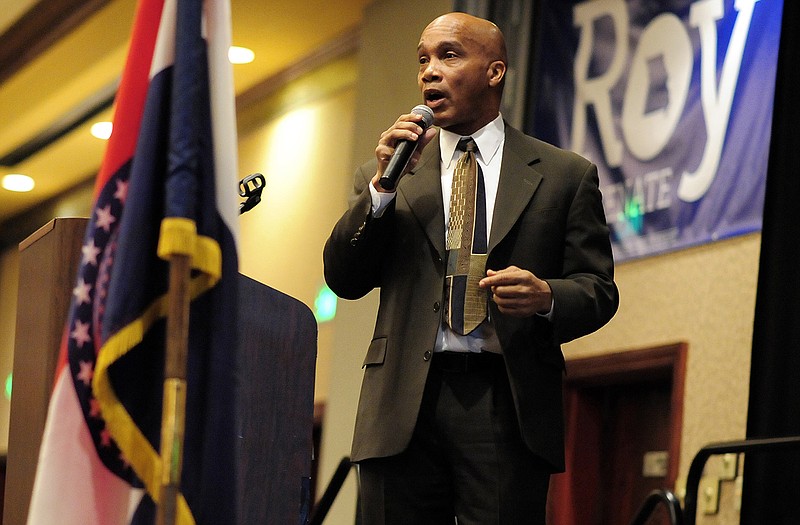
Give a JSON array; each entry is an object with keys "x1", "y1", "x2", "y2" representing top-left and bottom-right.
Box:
[{"x1": 421, "y1": 59, "x2": 441, "y2": 81}]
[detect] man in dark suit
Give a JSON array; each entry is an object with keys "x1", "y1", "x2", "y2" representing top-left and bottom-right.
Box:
[{"x1": 324, "y1": 12, "x2": 618, "y2": 525}]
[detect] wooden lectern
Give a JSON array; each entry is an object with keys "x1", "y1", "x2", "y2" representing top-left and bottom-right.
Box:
[
  {"x1": 4, "y1": 218, "x2": 87, "y2": 525},
  {"x1": 3, "y1": 218, "x2": 318, "y2": 524}
]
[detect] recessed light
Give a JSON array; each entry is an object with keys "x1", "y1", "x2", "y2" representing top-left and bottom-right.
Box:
[
  {"x1": 2, "y1": 174, "x2": 35, "y2": 192},
  {"x1": 91, "y1": 121, "x2": 113, "y2": 140},
  {"x1": 228, "y1": 46, "x2": 255, "y2": 64}
]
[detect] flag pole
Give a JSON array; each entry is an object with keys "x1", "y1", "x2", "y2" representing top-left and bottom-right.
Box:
[
  {"x1": 157, "y1": 251, "x2": 192, "y2": 525},
  {"x1": 157, "y1": 0, "x2": 200, "y2": 518}
]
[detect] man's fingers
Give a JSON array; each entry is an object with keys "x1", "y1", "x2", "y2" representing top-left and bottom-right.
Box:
[{"x1": 480, "y1": 266, "x2": 523, "y2": 288}]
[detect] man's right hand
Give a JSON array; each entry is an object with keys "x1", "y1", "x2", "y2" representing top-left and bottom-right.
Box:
[{"x1": 371, "y1": 111, "x2": 437, "y2": 192}]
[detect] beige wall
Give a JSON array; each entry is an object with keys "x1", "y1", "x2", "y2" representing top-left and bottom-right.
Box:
[{"x1": 236, "y1": 54, "x2": 359, "y2": 405}]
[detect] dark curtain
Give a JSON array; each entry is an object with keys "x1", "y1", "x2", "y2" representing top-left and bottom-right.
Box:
[{"x1": 741, "y1": 1, "x2": 800, "y2": 523}]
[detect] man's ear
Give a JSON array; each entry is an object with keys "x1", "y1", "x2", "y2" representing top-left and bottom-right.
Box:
[{"x1": 488, "y1": 60, "x2": 506, "y2": 87}]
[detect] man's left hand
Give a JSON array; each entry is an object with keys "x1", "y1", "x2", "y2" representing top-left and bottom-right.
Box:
[{"x1": 479, "y1": 266, "x2": 552, "y2": 318}]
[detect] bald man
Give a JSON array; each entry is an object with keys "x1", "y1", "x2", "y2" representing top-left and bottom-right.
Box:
[{"x1": 324, "y1": 12, "x2": 618, "y2": 524}]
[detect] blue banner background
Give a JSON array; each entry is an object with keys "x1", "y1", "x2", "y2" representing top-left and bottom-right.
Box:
[{"x1": 528, "y1": 0, "x2": 783, "y2": 261}]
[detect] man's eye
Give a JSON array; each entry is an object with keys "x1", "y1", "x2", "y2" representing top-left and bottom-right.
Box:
[{"x1": 444, "y1": 52, "x2": 458, "y2": 59}]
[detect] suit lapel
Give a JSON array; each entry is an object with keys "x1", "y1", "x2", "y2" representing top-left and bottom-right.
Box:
[
  {"x1": 489, "y1": 125, "x2": 543, "y2": 254},
  {"x1": 398, "y1": 133, "x2": 446, "y2": 259}
]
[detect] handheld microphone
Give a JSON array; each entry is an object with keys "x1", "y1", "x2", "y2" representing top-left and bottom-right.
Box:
[{"x1": 378, "y1": 105, "x2": 435, "y2": 191}]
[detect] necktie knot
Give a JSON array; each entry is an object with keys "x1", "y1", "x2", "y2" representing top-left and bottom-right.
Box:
[{"x1": 457, "y1": 137, "x2": 477, "y2": 154}]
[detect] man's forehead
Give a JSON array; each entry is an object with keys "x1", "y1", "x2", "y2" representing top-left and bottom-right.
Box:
[
  {"x1": 418, "y1": 14, "x2": 501, "y2": 56},
  {"x1": 417, "y1": 36, "x2": 469, "y2": 52},
  {"x1": 418, "y1": 24, "x2": 477, "y2": 51}
]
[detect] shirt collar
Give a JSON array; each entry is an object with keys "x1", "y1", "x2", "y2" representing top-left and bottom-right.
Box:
[{"x1": 440, "y1": 113, "x2": 505, "y2": 169}]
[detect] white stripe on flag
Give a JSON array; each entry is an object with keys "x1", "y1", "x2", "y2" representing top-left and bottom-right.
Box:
[{"x1": 27, "y1": 370, "x2": 144, "y2": 525}]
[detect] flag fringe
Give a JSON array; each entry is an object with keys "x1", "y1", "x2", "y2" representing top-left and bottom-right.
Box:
[{"x1": 158, "y1": 217, "x2": 222, "y2": 282}]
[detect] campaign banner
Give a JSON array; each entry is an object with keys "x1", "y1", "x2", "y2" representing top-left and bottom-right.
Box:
[{"x1": 528, "y1": 0, "x2": 784, "y2": 261}]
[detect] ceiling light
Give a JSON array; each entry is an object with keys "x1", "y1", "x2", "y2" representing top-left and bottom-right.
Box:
[
  {"x1": 2, "y1": 174, "x2": 35, "y2": 192},
  {"x1": 91, "y1": 121, "x2": 113, "y2": 140},
  {"x1": 228, "y1": 46, "x2": 255, "y2": 64}
]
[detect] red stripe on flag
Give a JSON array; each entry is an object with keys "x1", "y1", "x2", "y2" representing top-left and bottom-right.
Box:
[{"x1": 94, "y1": 0, "x2": 165, "y2": 198}]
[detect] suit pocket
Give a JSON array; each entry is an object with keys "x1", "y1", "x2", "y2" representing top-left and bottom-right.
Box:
[{"x1": 362, "y1": 337, "x2": 387, "y2": 368}]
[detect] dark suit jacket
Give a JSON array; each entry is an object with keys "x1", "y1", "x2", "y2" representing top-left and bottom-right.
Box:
[{"x1": 324, "y1": 123, "x2": 618, "y2": 471}]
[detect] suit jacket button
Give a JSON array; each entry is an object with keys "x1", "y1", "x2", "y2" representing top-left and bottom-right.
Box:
[
  {"x1": 433, "y1": 301, "x2": 440, "y2": 312},
  {"x1": 423, "y1": 350, "x2": 432, "y2": 361}
]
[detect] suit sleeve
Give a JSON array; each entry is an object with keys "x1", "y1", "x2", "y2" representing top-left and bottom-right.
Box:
[
  {"x1": 324, "y1": 159, "x2": 394, "y2": 300},
  {"x1": 546, "y1": 162, "x2": 619, "y2": 343}
]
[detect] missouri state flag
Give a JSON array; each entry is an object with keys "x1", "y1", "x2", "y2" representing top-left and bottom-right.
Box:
[{"x1": 26, "y1": 0, "x2": 240, "y2": 522}]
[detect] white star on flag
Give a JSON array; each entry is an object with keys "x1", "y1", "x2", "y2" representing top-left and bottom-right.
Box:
[
  {"x1": 95, "y1": 205, "x2": 117, "y2": 232},
  {"x1": 70, "y1": 320, "x2": 92, "y2": 348},
  {"x1": 73, "y1": 278, "x2": 92, "y2": 305},
  {"x1": 82, "y1": 241, "x2": 102, "y2": 266},
  {"x1": 114, "y1": 179, "x2": 129, "y2": 203},
  {"x1": 76, "y1": 360, "x2": 94, "y2": 387}
]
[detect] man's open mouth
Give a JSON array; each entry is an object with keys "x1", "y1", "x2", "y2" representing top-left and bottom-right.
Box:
[{"x1": 424, "y1": 89, "x2": 446, "y2": 103}]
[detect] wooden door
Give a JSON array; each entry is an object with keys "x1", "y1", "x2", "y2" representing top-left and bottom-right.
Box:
[{"x1": 548, "y1": 343, "x2": 687, "y2": 525}]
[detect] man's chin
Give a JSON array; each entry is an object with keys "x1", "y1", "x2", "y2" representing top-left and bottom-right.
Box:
[{"x1": 429, "y1": 109, "x2": 452, "y2": 129}]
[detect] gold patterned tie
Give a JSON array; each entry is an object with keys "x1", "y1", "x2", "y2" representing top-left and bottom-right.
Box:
[{"x1": 444, "y1": 137, "x2": 488, "y2": 335}]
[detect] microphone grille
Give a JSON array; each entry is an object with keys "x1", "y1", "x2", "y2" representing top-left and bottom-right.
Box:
[{"x1": 411, "y1": 104, "x2": 435, "y2": 129}]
